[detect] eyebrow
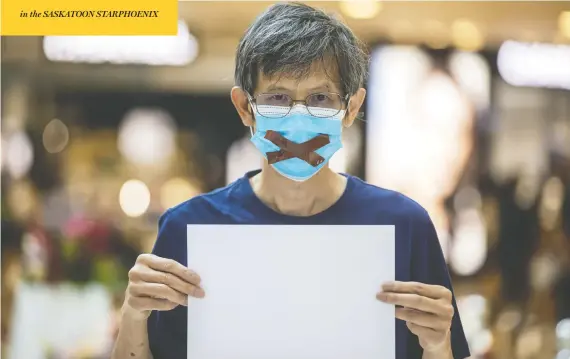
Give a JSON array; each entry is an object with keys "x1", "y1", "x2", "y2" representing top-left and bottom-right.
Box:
[
  {"x1": 264, "y1": 85, "x2": 292, "y2": 92},
  {"x1": 307, "y1": 83, "x2": 332, "y2": 92},
  {"x1": 263, "y1": 83, "x2": 339, "y2": 94}
]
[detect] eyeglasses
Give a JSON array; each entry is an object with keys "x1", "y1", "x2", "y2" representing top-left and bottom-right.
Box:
[{"x1": 248, "y1": 92, "x2": 349, "y2": 118}]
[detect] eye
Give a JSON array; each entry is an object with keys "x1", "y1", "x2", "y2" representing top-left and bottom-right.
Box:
[
  {"x1": 308, "y1": 93, "x2": 338, "y2": 108},
  {"x1": 314, "y1": 94, "x2": 330, "y2": 102},
  {"x1": 258, "y1": 93, "x2": 291, "y2": 107},
  {"x1": 269, "y1": 94, "x2": 286, "y2": 102}
]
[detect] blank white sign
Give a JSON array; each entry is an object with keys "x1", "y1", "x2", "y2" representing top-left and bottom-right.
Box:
[{"x1": 187, "y1": 225, "x2": 395, "y2": 359}]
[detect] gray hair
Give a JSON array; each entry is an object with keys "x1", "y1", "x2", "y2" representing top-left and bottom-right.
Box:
[{"x1": 234, "y1": 2, "x2": 369, "y2": 96}]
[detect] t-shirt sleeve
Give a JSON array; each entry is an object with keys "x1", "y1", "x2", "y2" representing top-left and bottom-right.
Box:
[
  {"x1": 147, "y1": 208, "x2": 188, "y2": 359},
  {"x1": 409, "y1": 207, "x2": 471, "y2": 359},
  {"x1": 151, "y1": 208, "x2": 186, "y2": 264}
]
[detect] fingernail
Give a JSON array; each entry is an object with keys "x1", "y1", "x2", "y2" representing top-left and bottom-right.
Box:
[
  {"x1": 377, "y1": 293, "x2": 388, "y2": 301},
  {"x1": 196, "y1": 288, "x2": 206, "y2": 298},
  {"x1": 382, "y1": 282, "x2": 394, "y2": 290}
]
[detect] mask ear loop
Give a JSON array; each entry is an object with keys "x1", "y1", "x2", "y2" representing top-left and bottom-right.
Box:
[
  {"x1": 342, "y1": 96, "x2": 352, "y2": 128},
  {"x1": 246, "y1": 93, "x2": 256, "y2": 138}
]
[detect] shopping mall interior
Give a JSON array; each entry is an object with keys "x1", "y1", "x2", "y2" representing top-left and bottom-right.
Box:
[{"x1": 1, "y1": 1, "x2": 570, "y2": 358}]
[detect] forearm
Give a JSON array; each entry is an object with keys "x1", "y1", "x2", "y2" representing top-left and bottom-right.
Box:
[
  {"x1": 422, "y1": 336, "x2": 453, "y2": 359},
  {"x1": 111, "y1": 306, "x2": 153, "y2": 359}
]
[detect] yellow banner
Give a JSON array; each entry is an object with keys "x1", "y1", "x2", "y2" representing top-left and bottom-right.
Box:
[{"x1": 1, "y1": 0, "x2": 178, "y2": 36}]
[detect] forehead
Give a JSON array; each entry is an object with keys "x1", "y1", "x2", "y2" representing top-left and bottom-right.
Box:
[{"x1": 255, "y1": 60, "x2": 342, "y2": 95}]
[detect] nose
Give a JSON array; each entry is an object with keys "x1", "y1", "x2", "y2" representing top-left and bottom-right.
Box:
[
  {"x1": 289, "y1": 103, "x2": 307, "y2": 114},
  {"x1": 286, "y1": 114, "x2": 305, "y2": 128}
]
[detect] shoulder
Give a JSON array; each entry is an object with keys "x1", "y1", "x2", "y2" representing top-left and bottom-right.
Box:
[
  {"x1": 346, "y1": 175, "x2": 431, "y2": 224},
  {"x1": 152, "y1": 182, "x2": 242, "y2": 262}
]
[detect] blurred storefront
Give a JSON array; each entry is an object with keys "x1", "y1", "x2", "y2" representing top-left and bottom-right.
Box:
[{"x1": 1, "y1": 2, "x2": 570, "y2": 358}]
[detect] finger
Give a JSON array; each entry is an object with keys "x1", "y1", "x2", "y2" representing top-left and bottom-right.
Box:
[
  {"x1": 138, "y1": 254, "x2": 201, "y2": 286},
  {"x1": 134, "y1": 266, "x2": 205, "y2": 298},
  {"x1": 128, "y1": 296, "x2": 178, "y2": 312},
  {"x1": 130, "y1": 282, "x2": 188, "y2": 306},
  {"x1": 376, "y1": 292, "x2": 440, "y2": 314},
  {"x1": 382, "y1": 281, "x2": 450, "y2": 300},
  {"x1": 396, "y1": 307, "x2": 449, "y2": 331}
]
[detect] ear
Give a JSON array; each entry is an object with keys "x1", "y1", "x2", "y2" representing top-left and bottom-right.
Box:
[
  {"x1": 343, "y1": 88, "x2": 366, "y2": 128},
  {"x1": 231, "y1": 86, "x2": 255, "y2": 127}
]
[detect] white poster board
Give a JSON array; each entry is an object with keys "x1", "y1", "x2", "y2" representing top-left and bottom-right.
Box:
[{"x1": 187, "y1": 225, "x2": 396, "y2": 359}]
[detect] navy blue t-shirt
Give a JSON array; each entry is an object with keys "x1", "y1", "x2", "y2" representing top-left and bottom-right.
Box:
[{"x1": 148, "y1": 170, "x2": 470, "y2": 359}]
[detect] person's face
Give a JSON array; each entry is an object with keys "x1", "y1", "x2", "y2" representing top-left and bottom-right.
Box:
[{"x1": 231, "y1": 61, "x2": 366, "y2": 130}]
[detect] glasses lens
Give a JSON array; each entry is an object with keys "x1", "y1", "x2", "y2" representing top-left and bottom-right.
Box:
[
  {"x1": 255, "y1": 93, "x2": 292, "y2": 118},
  {"x1": 306, "y1": 93, "x2": 343, "y2": 117}
]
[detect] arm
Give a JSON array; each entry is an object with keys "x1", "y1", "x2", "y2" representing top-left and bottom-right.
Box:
[
  {"x1": 111, "y1": 304, "x2": 153, "y2": 359},
  {"x1": 111, "y1": 254, "x2": 204, "y2": 359},
  {"x1": 422, "y1": 334, "x2": 453, "y2": 359},
  {"x1": 112, "y1": 209, "x2": 205, "y2": 359}
]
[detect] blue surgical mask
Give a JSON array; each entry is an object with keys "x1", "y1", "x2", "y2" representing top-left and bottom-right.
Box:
[{"x1": 250, "y1": 104, "x2": 345, "y2": 182}]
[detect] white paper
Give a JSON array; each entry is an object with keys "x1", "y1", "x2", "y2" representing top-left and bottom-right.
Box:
[{"x1": 187, "y1": 225, "x2": 395, "y2": 359}]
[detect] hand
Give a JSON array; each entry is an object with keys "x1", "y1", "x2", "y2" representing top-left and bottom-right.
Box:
[
  {"x1": 376, "y1": 281, "x2": 454, "y2": 352},
  {"x1": 124, "y1": 254, "x2": 205, "y2": 321}
]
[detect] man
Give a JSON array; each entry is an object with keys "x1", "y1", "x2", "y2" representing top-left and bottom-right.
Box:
[{"x1": 112, "y1": 3, "x2": 470, "y2": 359}]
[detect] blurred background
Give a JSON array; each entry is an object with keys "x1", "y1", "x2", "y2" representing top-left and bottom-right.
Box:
[{"x1": 1, "y1": 1, "x2": 570, "y2": 358}]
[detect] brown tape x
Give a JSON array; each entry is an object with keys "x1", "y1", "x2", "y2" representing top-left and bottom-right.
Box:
[{"x1": 264, "y1": 130, "x2": 330, "y2": 167}]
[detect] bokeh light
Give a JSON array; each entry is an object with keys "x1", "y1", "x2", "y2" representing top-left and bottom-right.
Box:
[
  {"x1": 457, "y1": 294, "x2": 491, "y2": 356},
  {"x1": 5, "y1": 131, "x2": 34, "y2": 179},
  {"x1": 557, "y1": 319, "x2": 570, "y2": 349},
  {"x1": 160, "y1": 177, "x2": 201, "y2": 209},
  {"x1": 450, "y1": 208, "x2": 488, "y2": 276},
  {"x1": 42, "y1": 119, "x2": 70, "y2": 154},
  {"x1": 449, "y1": 51, "x2": 491, "y2": 110},
  {"x1": 497, "y1": 41, "x2": 570, "y2": 90},
  {"x1": 226, "y1": 134, "x2": 262, "y2": 185},
  {"x1": 7, "y1": 180, "x2": 37, "y2": 221},
  {"x1": 339, "y1": 0, "x2": 382, "y2": 20},
  {"x1": 496, "y1": 309, "x2": 523, "y2": 333},
  {"x1": 515, "y1": 326, "x2": 544, "y2": 358},
  {"x1": 451, "y1": 19, "x2": 484, "y2": 51},
  {"x1": 530, "y1": 253, "x2": 560, "y2": 291},
  {"x1": 559, "y1": 11, "x2": 570, "y2": 39},
  {"x1": 556, "y1": 349, "x2": 570, "y2": 359},
  {"x1": 119, "y1": 179, "x2": 151, "y2": 217},
  {"x1": 423, "y1": 20, "x2": 450, "y2": 49},
  {"x1": 539, "y1": 176, "x2": 565, "y2": 230},
  {"x1": 117, "y1": 108, "x2": 177, "y2": 166}
]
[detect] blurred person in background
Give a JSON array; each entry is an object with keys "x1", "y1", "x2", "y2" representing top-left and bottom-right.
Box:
[{"x1": 112, "y1": 3, "x2": 469, "y2": 359}]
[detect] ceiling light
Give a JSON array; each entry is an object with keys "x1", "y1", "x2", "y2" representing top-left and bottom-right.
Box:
[{"x1": 43, "y1": 20, "x2": 198, "y2": 66}]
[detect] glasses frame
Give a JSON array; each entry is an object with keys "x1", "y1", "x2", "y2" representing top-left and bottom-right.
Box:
[{"x1": 247, "y1": 92, "x2": 350, "y2": 118}]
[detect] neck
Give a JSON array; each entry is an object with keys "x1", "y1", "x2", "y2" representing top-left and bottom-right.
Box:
[{"x1": 250, "y1": 163, "x2": 347, "y2": 217}]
